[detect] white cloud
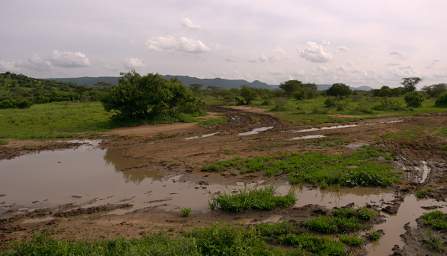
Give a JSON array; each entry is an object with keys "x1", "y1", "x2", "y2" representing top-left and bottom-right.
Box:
[
  {"x1": 337, "y1": 46, "x2": 349, "y2": 53},
  {"x1": 145, "y1": 36, "x2": 210, "y2": 53},
  {"x1": 181, "y1": 17, "x2": 200, "y2": 29},
  {"x1": 49, "y1": 50, "x2": 90, "y2": 68},
  {"x1": 389, "y1": 51, "x2": 405, "y2": 60},
  {"x1": 299, "y1": 42, "x2": 332, "y2": 63},
  {"x1": 124, "y1": 58, "x2": 144, "y2": 69},
  {"x1": 249, "y1": 47, "x2": 287, "y2": 63},
  {"x1": 15, "y1": 55, "x2": 52, "y2": 72}
]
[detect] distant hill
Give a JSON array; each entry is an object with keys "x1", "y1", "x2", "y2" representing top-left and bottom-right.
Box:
[
  {"x1": 49, "y1": 75, "x2": 372, "y2": 91},
  {"x1": 50, "y1": 75, "x2": 273, "y2": 89}
]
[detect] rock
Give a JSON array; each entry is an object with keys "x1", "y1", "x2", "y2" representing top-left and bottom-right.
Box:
[
  {"x1": 198, "y1": 180, "x2": 209, "y2": 186},
  {"x1": 71, "y1": 195, "x2": 82, "y2": 199},
  {"x1": 382, "y1": 204, "x2": 400, "y2": 214}
]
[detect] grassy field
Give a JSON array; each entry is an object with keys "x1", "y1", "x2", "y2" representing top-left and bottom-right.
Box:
[
  {"x1": 0, "y1": 102, "x2": 113, "y2": 139},
  {"x1": 253, "y1": 96, "x2": 446, "y2": 125},
  {"x1": 203, "y1": 146, "x2": 399, "y2": 187}
]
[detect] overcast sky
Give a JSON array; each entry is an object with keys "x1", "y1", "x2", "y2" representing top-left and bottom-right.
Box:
[{"x1": 1, "y1": 0, "x2": 446, "y2": 87}]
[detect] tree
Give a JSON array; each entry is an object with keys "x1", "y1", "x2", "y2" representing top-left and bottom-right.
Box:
[
  {"x1": 401, "y1": 77, "x2": 421, "y2": 93},
  {"x1": 279, "y1": 80, "x2": 303, "y2": 96},
  {"x1": 423, "y1": 84, "x2": 447, "y2": 98},
  {"x1": 435, "y1": 93, "x2": 447, "y2": 107},
  {"x1": 101, "y1": 72, "x2": 204, "y2": 120},
  {"x1": 404, "y1": 92, "x2": 424, "y2": 108},
  {"x1": 239, "y1": 86, "x2": 257, "y2": 105},
  {"x1": 326, "y1": 83, "x2": 352, "y2": 97}
]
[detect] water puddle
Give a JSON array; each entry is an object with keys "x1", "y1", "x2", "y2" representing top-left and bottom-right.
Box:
[
  {"x1": 239, "y1": 126, "x2": 274, "y2": 136},
  {"x1": 291, "y1": 124, "x2": 358, "y2": 133},
  {"x1": 290, "y1": 135, "x2": 326, "y2": 140},
  {"x1": 185, "y1": 132, "x2": 220, "y2": 140},
  {"x1": 396, "y1": 159, "x2": 432, "y2": 184},
  {"x1": 366, "y1": 195, "x2": 447, "y2": 256}
]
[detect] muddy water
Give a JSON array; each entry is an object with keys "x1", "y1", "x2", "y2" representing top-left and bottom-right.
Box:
[
  {"x1": 367, "y1": 195, "x2": 447, "y2": 256},
  {"x1": 239, "y1": 126, "x2": 274, "y2": 136}
]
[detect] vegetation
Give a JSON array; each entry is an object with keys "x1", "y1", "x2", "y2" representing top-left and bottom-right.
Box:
[
  {"x1": 303, "y1": 207, "x2": 378, "y2": 234},
  {"x1": 180, "y1": 208, "x2": 192, "y2": 217},
  {"x1": 209, "y1": 187, "x2": 296, "y2": 213},
  {"x1": 326, "y1": 83, "x2": 352, "y2": 97},
  {"x1": 102, "y1": 72, "x2": 204, "y2": 121},
  {"x1": 197, "y1": 117, "x2": 227, "y2": 128},
  {"x1": 367, "y1": 230, "x2": 383, "y2": 241},
  {"x1": 435, "y1": 93, "x2": 447, "y2": 107},
  {"x1": 203, "y1": 147, "x2": 399, "y2": 187},
  {"x1": 421, "y1": 211, "x2": 447, "y2": 230},
  {"x1": 422, "y1": 231, "x2": 445, "y2": 253},
  {"x1": 423, "y1": 84, "x2": 447, "y2": 98},
  {"x1": 339, "y1": 235, "x2": 364, "y2": 247},
  {"x1": 0, "y1": 102, "x2": 113, "y2": 139},
  {"x1": 0, "y1": 72, "x2": 108, "y2": 109},
  {"x1": 404, "y1": 92, "x2": 424, "y2": 108}
]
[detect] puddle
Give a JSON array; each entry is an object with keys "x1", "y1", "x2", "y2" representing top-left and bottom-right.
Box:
[
  {"x1": 185, "y1": 132, "x2": 220, "y2": 140},
  {"x1": 21, "y1": 216, "x2": 55, "y2": 224},
  {"x1": 290, "y1": 135, "x2": 326, "y2": 140},
  {"x1": 346, "y1": 142, "x2": 369, "y2": 150},
  {"x1": 277, "y1": 186, "x2": 395, "y2": 208},
  {"x1": 239, "y1": 126, "x2": 274, "y2": 136},
  {"x1": 366, "y1": 195, "x2": 447, "y2": 256},
  {"x1": 292, "y1": 124, "x2": 358, "y2": 133}
]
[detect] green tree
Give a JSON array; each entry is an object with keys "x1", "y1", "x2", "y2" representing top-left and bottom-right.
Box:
[
  {"x1": 239, "y1": 86, "x2": 257, "y2": 105},
  {"x1": 401, "y1": 77, "x2": 421, "y2": 93},
  {"x1": 404, "y1": 92, "x2": 424, "y2": 108},
  {"x1": 280, "y1": 80, "x2": 303, "y2": 96},
  {"x1": 326, "y1": 83, "x2": 352, "y2": 97},
  {"x1": 423, "y1": 84, "x2": 447, "y2": 98},
  {"x1": 101, "y1": 72, "x2": 204, "y2": 120}
]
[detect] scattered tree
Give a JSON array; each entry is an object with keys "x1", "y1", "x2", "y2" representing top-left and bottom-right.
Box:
[
  {"x1": 423, "y1": 84, "x2": 447, "y2": 98},
  {"x1": 435, "y1": 93, "x2": 447, "y2": 107},
  {"x1": 279, "y1": 80, "x2": 303, "y2": 96},
  {"x1": 239, "y1": 86, "x2": 257, "y2": 105},
  {"x1": 401, "y1": 77, "x2": 421, "y2": 93},
  {"x1": 101, "y1": 72, "x2": 204, "y2": 120},
  {"x1": 326, "y1": 83, "x2": 352, "y2": 97}
]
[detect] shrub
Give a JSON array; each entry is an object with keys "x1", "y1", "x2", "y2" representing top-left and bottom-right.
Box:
[
  {"x1": 367, "y1": 230, "x2": 383, "y2": 241},
  {"x1": 324, "y1": 97, "x2": 338, "y2": 108},
  {"x1": 326, "y1": 83, "x2": 352, "y2": 97},
  {"x1": 279, "y1": 234, "x2": 346, "y2": 255},
  {"x1": 435, "y1": 93, "x2": 447, "y2": 107},
  {"x1": 210, "y1": 187, "x2": 296, "y2": 213},
  {"x1": 102, "y1": 72, "x2": 204, "y2": 120},
  {"x1": 339, "y1": 235, "x2": 364, "y2": 247},
  {"x1": 373, "y1": 98, "x2": 405, "y2": 111},
  {"x1": 240, "y1": 86, "x2": 257, "y2": 105},
  {"x1": 421, "y1": 211, "x2": 447, "y2": 230},
  {"x1": 270, "y1": 98, "x2": 288, "y2": 111},
  {"x1": 404, "y1": 92, "x2": 424, "y2": 108},
  {"x1": 180, "y1": 208, "x2": 192, "y2": 217}
]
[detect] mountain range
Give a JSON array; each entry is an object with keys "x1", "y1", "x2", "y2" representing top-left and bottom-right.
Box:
[{"x1": 49, "y1": 75, "x2": 372, "y2": 91}]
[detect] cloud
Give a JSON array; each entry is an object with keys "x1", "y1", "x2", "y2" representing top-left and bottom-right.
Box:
[
  {"x1": 389, "y1": 51, "x2": 405, "y2": 60},
  {"x1": 49, "y1": 50, "x2": 91, "y2": 68},
  {"x1": 145, "y1": 36, "x2": 210, "y2": 53},
  {"x1": 336, "y1": 46, "x2": 349, "y2": 53},
  {"x1": 15, "y1": 55, "x2": 52, "y2": 72},
  {"x1": 299, "y1": 42, "x2": 332, "y2": 63},
  {"x1": 249, "y1": 47, "x2": 287, "y2": 63},
  {"x1": 124, "y1": 58, "x2": 144, "y2": 69},
  {"x1": 181, "y1": 17, "x2": 200, "y2": 29}
]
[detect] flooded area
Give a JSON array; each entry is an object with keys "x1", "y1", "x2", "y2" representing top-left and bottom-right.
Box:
[
  {"x1": 290, "y1": 134, "x2": 326, "y2": 140},
  {"x1": 239, "y1": 126, "x2": 274, "y2": 136},
  {"x1": 366, "y1": 195, "x2": 447, "y2": 256}
]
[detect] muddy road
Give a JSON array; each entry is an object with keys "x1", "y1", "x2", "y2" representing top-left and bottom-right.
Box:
[{"x1": 1, "y1": 107, "x2": 447, "y2": 255}]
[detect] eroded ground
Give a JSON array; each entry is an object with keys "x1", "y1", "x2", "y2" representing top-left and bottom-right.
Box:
[{"x1": 1, "y1": 107, "x2": 447, "y2": 255}]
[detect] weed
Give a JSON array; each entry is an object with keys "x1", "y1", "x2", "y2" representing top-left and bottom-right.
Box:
[
  {"x1": 339, "y1": 235, "x2": 364, "y2": 247},
  {"x1": 210, "y1": 187, "x2": 296, "y2": 213},
  {"x1": 422, "y1": 230, "x2": 445, "y2": 252},
  {"x1": 203, "y1": 147, "x2": 399, "y2": 188},
  {"x1": 415, "y1": 188, "x2": 432, "y2": 199},
  {"x1": 421, "y1": 211, "x2": 447, "y2": 230},
  {"x1": 367, "y1": 230, "x2": 383, "y2": 241},
  {"x1": 180, "y1": 208, "x2": 192, "y2": 217},
  {"x1": 0, "y1": 139, "x2": 7, "y2": 145},
  {"x1": 280, "y1": 233, "x2": 346, "y2": 256}
]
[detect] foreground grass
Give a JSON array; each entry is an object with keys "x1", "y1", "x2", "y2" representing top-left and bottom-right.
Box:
[
  {"x1": 421, "y1": 211, "x2": 447, "y2": 230},
  {"x1": 203, "y1": 147, "x2": 399, "y2": 187},
  {"x1": 0, "y1": 102, "x2": 113, "y2": 139},
  {"x1": 210, "y1": 187, "x2": 296, "y2": 213}
]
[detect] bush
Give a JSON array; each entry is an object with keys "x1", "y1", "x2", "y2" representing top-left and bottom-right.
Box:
[
  {"x1": 404, "y1": 92, "x2": 424, "y2": 108},
  {"x1": 435, "y1": 93, "x2": 447, "y2": 107},
  {"x1": 210, "y1": 187, "x2": 296, "y2": 213},
  {"x1": 180, "y1": 208, "x2": 192, "y2": 217},
  {"x1": 324, "y1": 98, "x2": 337, "y2": 108},
  {"x1": 326, "y1": 83, "x2": 352, "y2": 97},
  {"x1": 102, "y1": 72, "x2": 204, "y2": 120},
  {"x1": 373, "y1": 98, "x2": 405, "y2": 111},
  {"x1": 270, "y1": 98, "x2": 288, "y2": 111}
]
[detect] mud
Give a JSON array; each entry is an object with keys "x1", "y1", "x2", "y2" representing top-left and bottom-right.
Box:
[{"x1": 1, "y1": 107, "x2": 447, "y2": 255}]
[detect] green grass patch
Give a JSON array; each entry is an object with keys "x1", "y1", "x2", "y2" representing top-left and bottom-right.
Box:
[
  {"x1": 0, "y1": 102, "x2": 113, "y2": 139},
  {"x1": 339, "y1": 235, "x2": 364, "y2": 247},
  {"x1": 197, "y1": 117, "x2": 227, "y2": 128},
  {"x1": 421, "y1": 211, "x2": 447, "y2": 230},
  {"x1": 279, "y1": 233, "x2": 346, "y2": 255},
  {"x1": 0, "y1": 139, "x2": 7, "y2": 145},
  {"x1": 367, "y1": 230, "x2": 383, "y2": 241},
  {"x1": 180, "y1": 207, "x2": 192, "y2": 217},
  {"x1": 303, "y1": 208, "x2": 378, "y2": 234},
  {"x1": 422, "y1": 230, "x2": 445, "y2": 253},
  {"x1": 415, "y1": 188, "x2": 433, "y2": 199},
  {"x1": 203, "y1": 147, "x2": 398, "y2": 187},
  {"x1": 210, "y1": 187, "x2": 296, "y2": 213}
]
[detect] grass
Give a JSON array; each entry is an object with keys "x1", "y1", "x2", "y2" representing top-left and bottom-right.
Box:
[
  {"x1": 203, "y1": 147, "x2": 399, "y2": 187},
  {"x1": 303, "y1": 208, "x2": 378, "y2": 234},
  {"x1": 180, "y1": 208, "x2": 192, "y2": 217},
  {"x1": 0, "y1": 102, "x2": 113, "y2": 139},
  {"x1": 252, "y1": 96, "x2": 446, "y2": 125},
  {"x1": 197, "y1": 117, "x2": 227, "y2": 128},
  {"x1": 421, "y1": 211, "x2": 447, "y2": 230},
  {"x1": 339, "y1": 235, "x2": 364, "y2": 247},
  {"x1": 422, "y1": 230, "x2": 445, "y2": 253},
  {"x1": 367, "y1": 230, "x2": 383, "y2": 241},
  {"x1": 0, "y1": 139, "x2": 7, "y2": 145},
  {"x1": 209, "y1": 187, "x2": 296, "y2": 213},
  {"x1": 415, "y1": 188, "x2": 433, "y2": 199}
]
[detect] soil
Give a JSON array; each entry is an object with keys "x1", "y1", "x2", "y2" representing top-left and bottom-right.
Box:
[{"x1": 2, "y1": 107, "x2": 447, "y2": 255}]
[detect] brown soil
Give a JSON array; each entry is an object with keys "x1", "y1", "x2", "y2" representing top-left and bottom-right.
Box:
[
  {"x1": 2, "y1": 107, "x2": 447, "y2": 255},
  {"x1": 0, "y1": 140, "x2": 88, "y2": 160}
]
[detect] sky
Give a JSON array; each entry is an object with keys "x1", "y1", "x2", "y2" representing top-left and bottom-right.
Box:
[{"x1": 0, "y1": 0, "x2": 446, "y2": 87}]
